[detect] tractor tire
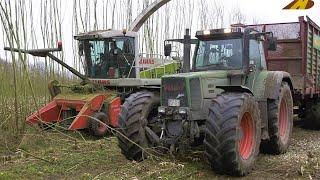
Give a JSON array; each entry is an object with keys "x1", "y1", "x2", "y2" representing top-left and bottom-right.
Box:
[
  {"x1": 261, "y1": 82, "x2": 293, "y2": 154},
  {"x1": 88, "y1": 112, "x2": 109, "y2": 137},
  {"x1": 117, "y1": 91, "x2": 160, "y2": 161},
  {"x1": 303, "y1": 103, "x2": 320, "y2": 130},
  {"x1": 204, "y1": 93, "x2": 261, "y2": 176}
]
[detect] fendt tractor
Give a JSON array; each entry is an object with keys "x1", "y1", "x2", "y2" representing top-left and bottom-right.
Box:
[
  {"x1": 4, "y1": 0, "x2": 175, "y2": 137},
  {"x1": 117, "y1": 16, "x2": 320, "y2": 176}
]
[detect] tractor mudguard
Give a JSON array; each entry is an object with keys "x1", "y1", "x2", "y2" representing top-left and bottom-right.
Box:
[
  {"x1": 253, "y1": 71, "x2": 293, "y2": 100},
  {"x1": 216, "y1": 85, "x2": 253, "y2": 95}
]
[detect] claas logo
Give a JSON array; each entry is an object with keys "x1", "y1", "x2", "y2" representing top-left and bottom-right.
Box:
[{"x1": 283, "y1": 0, "x2": 315, "y2": 9}]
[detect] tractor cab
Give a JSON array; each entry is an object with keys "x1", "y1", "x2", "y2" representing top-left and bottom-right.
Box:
[
  {"x1": 193, "y1": 28, "x2": 277, "y2": 73},
  {"x1": 75, "y1": 30, "x2": 138, "y2": 79}
]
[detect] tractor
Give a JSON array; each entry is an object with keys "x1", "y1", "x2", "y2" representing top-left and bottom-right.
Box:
[
  {"x1": 117, "y1": 27, "x2": 294, "y2": 176},
  {"x1": 4, "y1": 0, "x2": 178, "y2": 137}
]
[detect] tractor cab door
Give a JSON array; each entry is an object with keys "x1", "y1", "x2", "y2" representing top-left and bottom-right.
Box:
[{"x1": 245, "y1": 39, "x2": 267, "y2": 89}]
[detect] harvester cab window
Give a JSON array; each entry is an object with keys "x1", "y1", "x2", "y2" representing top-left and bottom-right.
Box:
[
  {"x1": 195, "y1": 39, "x2": 243, "y2": 70},
  {"x1": 89, "y1": 41, "x2": 104, "y2": 66},
  {"x1": 83, "y1": 37, "x2": 135, "y2": 79}
]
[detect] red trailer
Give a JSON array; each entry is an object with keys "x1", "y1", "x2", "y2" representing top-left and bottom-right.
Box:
[{"x1": 245, "y1": 16, "x2": 320, "y2": 128}]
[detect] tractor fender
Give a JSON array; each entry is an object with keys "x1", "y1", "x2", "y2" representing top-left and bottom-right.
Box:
[
  {"x1": 253, "y1": 71, "x2": 293, "y2": 100},
  {"x1": 216, "y1": 85, "x2": 254, "y2": 95}
]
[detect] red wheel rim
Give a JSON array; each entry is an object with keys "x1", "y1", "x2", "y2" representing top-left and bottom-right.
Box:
[
  {"x1": 279, "y1": 99, "x2": 288, "y2": 142},
  {"x1": 239, "y1": 112, "x2": 255, "y2": 160}
]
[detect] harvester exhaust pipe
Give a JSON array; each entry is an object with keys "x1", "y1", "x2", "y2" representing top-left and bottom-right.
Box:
[{"x1": 183, "y1": 29, "x2": 191, "y2": 73}]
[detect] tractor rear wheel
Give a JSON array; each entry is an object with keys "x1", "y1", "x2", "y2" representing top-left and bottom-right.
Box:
[
  {"x1": 88, "y1": 112, "x2": 109, "y2": 137},
  {"x1": 204, "y1": 93, "x2": 261, "y2": 176},
  {"x1": 261, "y1": 82, "x2": 293, "y2": 154},
  {"x1": 117, "y1": 91, "x2": 160, "y2": 161}
]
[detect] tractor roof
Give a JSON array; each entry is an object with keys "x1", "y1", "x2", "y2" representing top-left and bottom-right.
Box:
[{"x1": 74, "y1": 30, "x2": 138, "y2": 40}]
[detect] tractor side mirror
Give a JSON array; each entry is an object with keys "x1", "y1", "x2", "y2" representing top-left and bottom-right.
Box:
[
  {"x1": 164, "y1": 44, "x2": 172, "y2": 56},
  {"x1": 78, "y1": 42, "x2": 84, "y2": 56},
  {"x1": 268, "y1": 37, "x2": 277, "y2": 51}
]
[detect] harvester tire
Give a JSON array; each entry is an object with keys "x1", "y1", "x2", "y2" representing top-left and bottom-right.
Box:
[
  {"x1": 204, "y1": 93, "x2": 261, "y2": 176},
  {"x1": 117, "y1": 91, "x2": 160, "y2": 161},
  {"x1": 303, "y1": 103, "x2": 320, "y2": 130},
  {"x1": 261, "y1": 82, "x2": 293, "y2": 154},
  {"x1": 88, "y1": 112, "x2": 109, "y2": 137},
  {"x1": 38, "y1": 123, "x2": 54, "y2": 130}
]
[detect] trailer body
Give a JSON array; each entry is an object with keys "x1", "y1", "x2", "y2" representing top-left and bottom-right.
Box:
[{"x1": 245, "y1": 16, "x2": 320, "y2": 102}]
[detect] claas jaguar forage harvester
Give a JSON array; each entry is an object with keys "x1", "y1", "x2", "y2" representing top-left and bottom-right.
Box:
[{"x1": 4, "y1": 0, "x2": 178, "y2": 137}]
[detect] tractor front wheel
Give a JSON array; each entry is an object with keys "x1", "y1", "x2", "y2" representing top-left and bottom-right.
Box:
[
  {"x1": 204, "y1": 93, "x2": 261, "y2": 176},
  {"x1": 117, "y1": 91, "x2": 160, "y2": 161}
]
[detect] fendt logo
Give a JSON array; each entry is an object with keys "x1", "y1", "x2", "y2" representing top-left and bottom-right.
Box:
[{"x1": 283, "y1": 0, "x2": 315, "y2": 10}]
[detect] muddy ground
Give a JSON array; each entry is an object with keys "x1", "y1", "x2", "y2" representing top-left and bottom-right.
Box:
[{"x1": 0, "y1": 120, "x2": 319, "y2": 180}]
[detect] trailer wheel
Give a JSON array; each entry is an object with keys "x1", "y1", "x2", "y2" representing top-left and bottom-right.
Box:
[
  {"x1": 117, "y1": 91, "x2": 160, "y2": 161},
  {"x1": 204, "y1": 93, "x2": 261, "y2": 176},
  {"x1": 303, "y1": 103, "x2": 320, "y2": 129},
  {"x1": 88, "y1": 112, "x2": 109, "y2": 137},
  {"x1": 261, "y1": 82, "x2": 293, "y2": 154}
]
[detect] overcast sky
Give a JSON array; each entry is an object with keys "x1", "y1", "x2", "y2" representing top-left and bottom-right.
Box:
[
  {"x1": 0, "y1": 0, "x2": 319, "y2": 66},
  {"x1": 224, "y1": 0, "x2": 319, "y2": 25}
]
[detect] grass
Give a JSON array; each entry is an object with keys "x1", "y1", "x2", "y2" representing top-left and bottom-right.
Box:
[
  {"x1": 0, "y1": 129, "x2": 208, "y2": 180},
  {"x1": 0, "y1": 125, "x2": 320, "y2": 179}
]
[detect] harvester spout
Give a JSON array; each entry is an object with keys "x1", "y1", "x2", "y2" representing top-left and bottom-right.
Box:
[
  {"x1": 129, "y1": 0, "x2": 171, "y2": 32},
  {"x1": 4, "y1": 45, "x2": 88, "y2": 82}
]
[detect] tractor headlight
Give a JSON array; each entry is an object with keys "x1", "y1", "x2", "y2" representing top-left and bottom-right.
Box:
[
  {"x1": 158, "y1": 107, "x2": 166, "y2": 114},
  {"x1": 224, "y1": 28, "x2": 232, "y2": 33},
  {"x1": 179, "y1": 108, "x2": 187, "y2": 115},
  {"x1": 203, "y1": 30, "x2": 211, "y2": 35}
]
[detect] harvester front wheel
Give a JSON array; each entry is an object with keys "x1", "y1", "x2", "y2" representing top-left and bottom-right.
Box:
[
  {"x1": 261, "y1": 82, "x2": 293, "y2": 154},
  {"x1": 117, "y1": 91, "x2": 160, "y2": 161},
  {"x1": 89, "y1": 112, "x2": 109, "y2": 137},
  {"x1": 204, "y1": 93, "x2": 261, "y2": 176},
  {"x1": 38, "y1": 123, "x2": 54, "y2": 130}
]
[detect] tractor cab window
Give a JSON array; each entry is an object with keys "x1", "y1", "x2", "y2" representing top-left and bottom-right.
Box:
[
  {"x1": 249, "y1": 40, "x2": 262, "y2": 68},
  {"x1": 82, "y1": 37, "x2": 135, "y2": 79},
  {"x1": 194, "y1": 38, "x2": 243, "y2": 71}
]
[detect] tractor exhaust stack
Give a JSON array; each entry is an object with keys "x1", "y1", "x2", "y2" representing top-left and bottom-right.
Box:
[{"x1": 183, "y1": 29, "x2": 191, "y2": 73}]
